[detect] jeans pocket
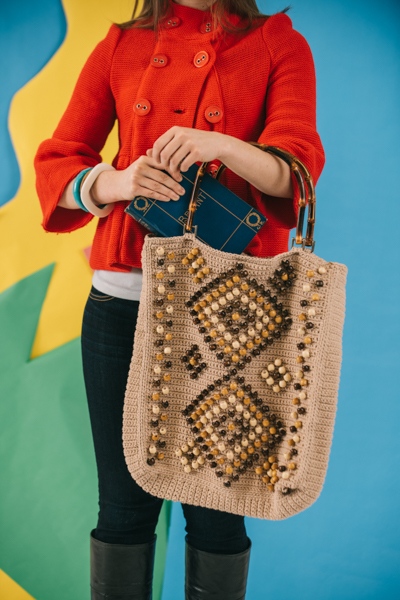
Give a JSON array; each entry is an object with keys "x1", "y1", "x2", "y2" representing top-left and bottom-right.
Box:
[{"x1": 89, "y1": 287, "x2": 115, "y2": 302}]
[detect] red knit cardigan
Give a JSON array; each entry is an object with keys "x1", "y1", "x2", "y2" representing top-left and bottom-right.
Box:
[{"x1": 34, "y1": 1, "x2": 325, "y2": 272}]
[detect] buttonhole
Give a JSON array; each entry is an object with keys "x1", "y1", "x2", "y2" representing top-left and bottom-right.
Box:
[{"x1": 173, "y1": 109, "x2": 185, "y2": 114}]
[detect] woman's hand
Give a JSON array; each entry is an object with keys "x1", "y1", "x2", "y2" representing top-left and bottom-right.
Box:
[
  {"x1": 147, "y1": 126, "x2": 225, "y2": 179},
  {"x1": 91, "y1": 154, "x2": 186, "y2": 205}
]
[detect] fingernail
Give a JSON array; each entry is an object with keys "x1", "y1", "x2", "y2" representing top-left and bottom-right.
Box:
[{"x1": 179, "y1": 187, "x2": 185, "y2": 194}]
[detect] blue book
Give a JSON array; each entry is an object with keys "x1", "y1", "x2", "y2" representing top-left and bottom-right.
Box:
[{"x1": 124, "y1": 163, "x2": 267, "y2": 254}]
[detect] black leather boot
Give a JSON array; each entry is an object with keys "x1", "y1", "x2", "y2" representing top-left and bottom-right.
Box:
[
  {"x1": 185, "y1": 536, "x2": 252, "y2": 600},
  {"x1": 90, "y1": 529, "x2": 156, "y2": 599}
]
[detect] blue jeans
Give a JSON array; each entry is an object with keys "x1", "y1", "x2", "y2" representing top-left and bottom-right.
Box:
[{"x1": 80, "y1": 285, "x2": 248, "y2": 554}]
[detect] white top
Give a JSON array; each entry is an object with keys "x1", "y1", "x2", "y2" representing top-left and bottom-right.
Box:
[{"x1": 92, "y1": 268, "x2": 143, "y2": 301}]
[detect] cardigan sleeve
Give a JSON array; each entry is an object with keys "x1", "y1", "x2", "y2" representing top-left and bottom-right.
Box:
[
  {"x1": 33, "y1": 24, "x2": 122, "y2": 233},
  {"x1": 250, "y1": 13, "x2": 325, "y2": 230}
]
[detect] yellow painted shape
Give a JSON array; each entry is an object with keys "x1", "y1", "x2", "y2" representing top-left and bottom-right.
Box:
[
  {"x1": 0, "y1": 569, "x2": 36, "y2": 600},
  {"x1": 1, "y1": 0, "x2": 139, "y2": 359}
]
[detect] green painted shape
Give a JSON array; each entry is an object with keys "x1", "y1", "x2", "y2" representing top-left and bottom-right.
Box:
[{"x1": 0, "y1": 266, "x2": 171, "y2": 600}]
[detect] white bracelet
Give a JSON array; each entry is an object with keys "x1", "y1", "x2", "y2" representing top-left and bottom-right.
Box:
[{"x1": 80, "y1": 163, "x2": 116, "y2": 217}]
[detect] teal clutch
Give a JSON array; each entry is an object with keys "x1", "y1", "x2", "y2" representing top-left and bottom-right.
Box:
[{"x1": 124, "y1": 160, "x2": 267, "y2": 254}]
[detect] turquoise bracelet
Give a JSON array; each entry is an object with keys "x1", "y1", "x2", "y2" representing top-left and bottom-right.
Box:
[{"x1": 73, "y1": 168, "x2": 92, "y2": 211}]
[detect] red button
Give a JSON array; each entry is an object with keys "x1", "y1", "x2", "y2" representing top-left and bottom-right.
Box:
[
  {"x1": 164, "y1": 16, "x2": 181, "y2": 28},
  {"x1": 133, "y1": 98, "x2": 151, "y2": 116},
  {"x1": 205, "y1": 105, "x2": 223, "y2": 123},
  {"x1": 151, "y1": 54, "x2": 168, "y2": 68},
  {"x1": 193, "y1": 51, "x2": 209, "y2": 68},
  {"x1": 200, "y1": 21, "x2": 213, "y2": 33},
  {"x1": 207, "y1": 162, "x2": 220, "y2": 176}
]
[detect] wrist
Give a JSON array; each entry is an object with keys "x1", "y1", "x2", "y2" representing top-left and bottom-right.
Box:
[
  {"x1": 215, "y1": 133, "x2": 239, "y2": 164},
  {"x1": 91, "y1": 170, "x2": 121, "y2": 205}
]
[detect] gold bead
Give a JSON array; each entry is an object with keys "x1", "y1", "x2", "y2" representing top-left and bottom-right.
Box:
[
  {"x1": 156, "y1": 353, "x2": 164, "y2": 361},
  {"x1": 256, "y1": 296, "x2": 263, "y2": 304},
  {"x1": 240, "y1": 453, "x2": 248, "y2": 461},
  {"x1": 269, "y1": 427, "x2": 276, "y2": 434},
  {"x1": 188, "y1": 267, "x2": 195, "y2": 274},
  {"x1": 275, "y1": 316, "x2": 282, "y2": 323},
  {"x1": 254, "y1": 440, "x2": 261, "y2": 448},
  {"x1": 236, "y1": 390, "x2": 244, "y2": 397},
  {"x1": 246, "y1": 341, "x2": 254, "y2": 349},
  {"x1": 196, "y1": 256, "x2": 204, "y2": 264},
  {"x1": 287, "y1": 439, "x2": 295, "y2": 446},
  {"x1": 167, "y1": 252, "x2": 175, "y2": 259},
  {"x1": 156, "y1": 272, "x2": 164, "y2": 279},
  {"x1": 255, "y1": 411, "x2": 262, "y2": 420},
  {"x1": 212, "y1": 290, "x2": 220, "y2": 298},
  {"x1": 304, "y1": 336, "x2": 312, "y2": 344},
  {"x1": 232, "y1": 354, "x2": 240, "y2": 362},
  {"x1": 233, "y1": 275, "x2": 240, "y2": 283},
  {"x1": 152, "y1": 433, "x2": 159, "y2": 441},
  {"x1": 160, "y1": 414, "x2": 168, "y2": 421},
  {"x1": 182, "y1": 257, "x2": 189, "y2": 265},
  {"x1": 165, "y1": 333, "x2": 172, "y2": 340},
  {"x1": 292, "y1": 398, "x2": 300, "y2": 405},
  {"x1": 312, "y1": 293, "x2": 320, "y2": 301},
  {"x1": 226, "y1": 280, "x2": 234, "y2": 287},
  {"x1": 230, "y1": 382, "x2": 237, "y2": 390},
  {"x1": 152, "y1": 393, "x2": 160, "y2": 401},
  {"x1": 163, "y1": 374, "x2": 171, "y2": 381},
  {"x1": 193, "y1": 277, "x2": 200, "y2": 283},
  {"x1": 241, "y1": 283, "x2": 249, "y2": 291},
  {"x1": 269, "y1": 310, "x2": 277, "y2": 317},
  {"x1": 267, "y1": 483, "x2": 275, "y2": 491},
  {"x1": 271, "y1": 476, "x2": 278, "y2": 483},
  {"x1": 300, "y1": 378, "x2": 308, "y2": 386},
  {"x1": 226, "y1": 466, "x2": 233, "y2": 474},
  {"x1": 249, "y1": 290, "x2": 257, "y2": 298},
  {"x1": 239, "y1": 349, "x2": 247, "y2": 356},
  {"x1": 203, "y1": 267, "x2": 210, "y2": 274},
  {"x1": 191, "y1": 248, "x2": 199, "y2": 255},
  {"x1": 307, "y1": 270, "x2": 315, "y2": 277},
  {"x1": 268, "y1": 456, "x2": 276, "y2": 464},
  {"x1": 271, "y1": 462, "x2": 278, "y2": 470},
  {"x1": 288, "y1": 462, "x2": 296, "y2": 470},
  {"x1": 232, "y1": 312, "x2": 240, "y2": 320},
  {"x1": 217, "y1": 457, "x2": 224, "y2": 464},
  {"x1": 296, "y1": 356, "x2": 304, "y2": 363},
  {"x1": 224, "y1": 346, "x2": 232, "y2": 354},
  {"x1": 298, "y1": 313, "x2": 307, "y2": 321},
  {"x1": 218, "y1": 285, "x2": 227, "y2": 293},
  {"x1": 261, "y1": 434, "x2": 268, "y2": 442},
  {"x1": 281, "y1": 273, "x2": 288, "y2": 281},
  {"x1": 262, "y1": 419, "x2": 269, "y2": 427},
  {"x1": 255, "y1": 466, "x2": 263, "y2": 475},
  {"x1": 262, "y1": 476, "x2": 270, "y2": 484},
  {"x1": 267, "y1": 324, "x2": 275, "y2": 331},
  {"x1": 234, "y1": 460, "x2": 241, "y2": 467},
  {"x1": 157, "y1": 452, "x2": 165, "y2": 460},
  {"x1": 206, "y1": 294, "x2": 213, "y2": 302},
  {"x1": 295, "y1": 420, "x2": 302, "y2": 428},
  {"x1": 228, "y1": 423, "x2": 235, "y2": 430}
]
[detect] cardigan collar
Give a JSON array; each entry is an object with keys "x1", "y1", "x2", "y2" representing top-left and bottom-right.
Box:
[{"x1": 161, "y1": 0, "x2": 243, "y2": 40}]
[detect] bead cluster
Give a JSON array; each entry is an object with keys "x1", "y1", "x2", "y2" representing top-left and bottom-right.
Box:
[
  {"x1": 182, "y1": 247, "x2": 210, "y2": 283},
  {"x1": 261, "y1": 358, "x2": 292, "y2": 393},
  {"x1": 179, "y1": 374, "x2": 290, "y2": 490},
  {"x1": 148, "y1": 247, "x2": 177, "y2": 466},
  {"x1": 186, "y1": 262, "x2": 293, "y2": 370},
  {"x1": 268, "y1": 259, "x2": 297, "y2": 295},
  {"x1": 180, "y1": 344, "x2": 208, "y2": 379}
]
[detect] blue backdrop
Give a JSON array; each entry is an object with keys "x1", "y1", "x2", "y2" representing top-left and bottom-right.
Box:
[{"x1": 1, "y1": 0, "x2": 399, "y2": 599}]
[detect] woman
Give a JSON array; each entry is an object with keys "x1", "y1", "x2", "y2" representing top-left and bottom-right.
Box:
[{"x1": 34, "y1": 0, "x2": 325, "y2": 598}]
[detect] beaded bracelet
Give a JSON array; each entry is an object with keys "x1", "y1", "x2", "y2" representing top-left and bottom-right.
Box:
[
  {"x1": 72, "y1": 168, "x2": 92, "y2": 211},
  {"x1": 80, "y1": 163, "x2": 116, "y2": 218}
]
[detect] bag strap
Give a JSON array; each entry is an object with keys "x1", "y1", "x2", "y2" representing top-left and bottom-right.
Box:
[{"x1": 185, "y1": 143, "x2": 316, "y2": 252}]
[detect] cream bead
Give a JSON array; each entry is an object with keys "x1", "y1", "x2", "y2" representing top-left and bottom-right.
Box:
[
  {"x1": 175, "y1": 449, "x2": 182, "y2": 457},
  {"x1": 227, "y1": 451, "x2": 234, "y2": 461},
  {"x1": 164, "y1": 347, "x2": 171, "y2": 354},
  {"x1": 234, "y1": 445, "x2": 241, "y2": 454},
  {"x1": 211, "y1": 434, "x2": 219, "y2": 443},
  {"x1": 156, "y1": 247, "x2": 165, "y2": 256},
  {"x1": 211, "y1": 302, "x2": 219, "y2": 311},
  {"x1": 235, "y1": 404, "x2": 243, "y2": 412},
  {"x1": 241, "y1": 295, "x2": 249, "y2": 304},
  {"x1": 193, "y1": 447, "x2": 200, "y2": 456},
  {"x1": 219, "y1": 297, "x2": 227, "y2": 306},
  {"x1": 205, "y1": 411, "x2": 213, "y2": 419},
  {"x1": 206, "y1": 426, "x2": 213, "y2": 434},
  {"x1": 267, "y1": 377, "x2": 274, "y2": 386},
  {"x1": 218, "y1": 323, "x2": 226, "y2": 332},
  {"x1": 249, "y1": 432, "x2": 256, "y2": 440},
  {"x1": 278, "y1": 366, "x2": 286, "y2": 374},
  {"x1": 197, "y1": 456, "x2": 205, "y2": 465},
  {"x1": 256, "y1": 322, "x2": 263, "y2": 330},
  {"x1": 318, "y1": 266, "x2": 326, "y2": 274},
  {"x1": 157, "y1": 285, "x2": 165, "y2": 294},
  {"x1": 262, "y1": 316, "x2": 270, "y2": 324},
  {"x1": 273, "y1": 385, "x2": 280, "y2": 393},
  {"x1": 226, "y1": 292, "x2": 234, "y2": 301},
  {"x1": 166, "y1": 305, "x2": 173, "y2": 314},
  {"x1": 299, "y1": 392, "x2": 307, "y2": 400},
  {"x1": 302, "y1": 349, "x2": 310, "y2": 358},
  {"x1": 256, "y1": 308, "x2": 264, "y2": 317},
  {"x1": 224, "y1": 333, "x2": 232, "y2": 341},
  {"x1": 279, "y1": 380, "x2": 286, "y2": 388},
  {"x1": 291, "y1": 411, "x2": 298, "y2": 419},
  {"x1": 192, "y1": 461, "x2": 199, "y2": 469},
  {"x1": 241, "y1": 439, "x2": 249, "y2": 447},
  {"x1": 232, "y1": 341, "x2": 240, "y2": 349},
  {"x1": 261, "y1": 370, "x2": 269, "y2": 379},
  {"x1": 282, "y1": 471, "x2": 290, "y2": 479},
  {"x1": 267, "y1": 469, "x2": 273, "y2": 477},
  {"x1": 296, "y1": 370, "x2": 304, "y2": 378},
  {"x1": 181, "y1": 457, "x2": 188, "y2": 465},
  {"x1": 243, "y1": 411, "x2": 251, "y2": 420},
  {"x1": 159, "y1": 426, "x2": 167, "y2": 435},
  {"x1": 152, "y1": 405, "x2": 160, "y2": 414},
  {"x1": 205, "y1": 307, "x2": 212, "y2": 315},
  {"x1": 255, "y1": 425, "x2": 262, "y2": 434},
  {"x1": 268, "y1": 363, "x2": 275, "y2": 371},
  {"x1": 212, "y1": 406, "x2": 221, "y2": 415},
  {"x1": 181, "y1": 444, "x2": 189, "y2": 452},
  {"x1": 211, "y1": 315, "x2": 219, "y2": 324},
  {"x1": 184, "y1": 465, "x2": 191, "y2": 473},
  {"x1": 307, "y1": 308, "x2": 316, "y2": 316},
  {"x1": 156, "y1": 325, "x2": 164, "y2": 334},
  {"x1": 284, "y1": 452, "x2": 292, "y2": 460},
  {"x1": 191, "y1": 261, "x2": 198, "y2": 269},
  {"x1": 167, "y1": 265, "x2": 175, "y2": 273},
  {"x1": 298, "y1": 327, "x2": 306, "y2": 336},
  {"x1": 200, "y1": 416, "x2": 207, "y2": 424},
  {"x1": 162, "y1": 387, "x2": 169, "y2": 395},
  {"x1": 232, "y1": 288, "x2": 240, "y2": 296},
  {"x1": 188, "y1": 440, "x2": 195, "y2": 447},
  {"x1": 248, "y1": 328, "x2": 256, "y2": 337},
  {"x1": 218, "y1": 442, "x2": 226, "y2": 452},
  {"x1": 284, "y1": 373, "x2": 292, "y2": 382},
  {"x1": 249, "y1": 302, "x2": 257, "y2": 311},
  {"x1": 154, "y1": 365, "x2": 161, "y2": 374},
  {"x1": 303, "y1": 284, "x2": 311, "y2": 292},
  {"x1": 239, "y1": 334, "x2": 247, "y2": 343},
  {"x1": 274, "y1": 359, "x2": 282, "y2": 366},
  {"x1": 220, "y1": 401, "x2": 228, "y2": 410},
  {"x1": 293, "y1": 435, "x2": 300, "y2": 442},
  {"x1": 149, "y1": 445, "x2": 157, "y2": 454},
  {"x1": 228, "y1": 395, "x2": 236, "y2": 404}
]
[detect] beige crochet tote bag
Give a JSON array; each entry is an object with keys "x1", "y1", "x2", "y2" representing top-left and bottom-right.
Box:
[{"x1": 122, "y1": 144, "x2": 348, "y2": 520}]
